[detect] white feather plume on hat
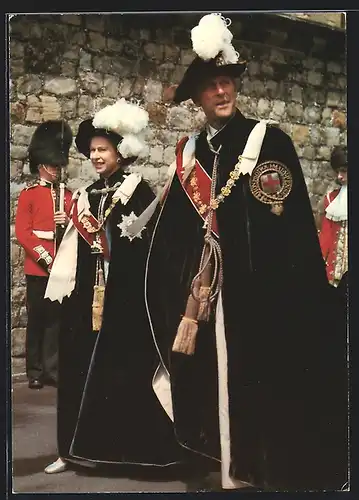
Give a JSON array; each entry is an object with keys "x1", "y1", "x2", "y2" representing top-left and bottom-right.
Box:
[
  {"x1": 92, "y1": 98, "x2": 149, "y2": 158},
  {"x1": 191, "y1": 13, "x2": 239, "y2": 64}
]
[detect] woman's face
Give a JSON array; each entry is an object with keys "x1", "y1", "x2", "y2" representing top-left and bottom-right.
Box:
[{"x1": 90, "y1": 136, "x2": 120, "y2": 178}]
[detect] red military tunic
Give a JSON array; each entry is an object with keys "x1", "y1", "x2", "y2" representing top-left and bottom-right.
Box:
[
  {"x1": 319, "y1": 189, "x2": 348, "y2": 286},
  {"x1": 15, "y1": 179, "x2": 73, "y2": 277}
]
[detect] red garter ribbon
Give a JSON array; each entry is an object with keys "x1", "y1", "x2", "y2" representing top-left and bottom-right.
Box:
[
  {"x1": 176, "y1": 137, "x2": 219, "y2": 237},
  {"x1": 72, "y1": 198, "x2": 110, "y2": 260}
]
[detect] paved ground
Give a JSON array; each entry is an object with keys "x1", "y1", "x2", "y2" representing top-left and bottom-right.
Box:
[{"x1": 11, "y1": 379, "x2": 191, "y2": 494}]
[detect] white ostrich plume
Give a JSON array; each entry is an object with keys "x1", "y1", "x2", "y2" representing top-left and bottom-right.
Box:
[
  {"x1": 191, "y1": 13, "x2": 239, "y2": 64},
  {"x1": 117, "y1": 134, "x2": 147, "y2": 159},
  {"x1": 92, "y1": 98, "x2": 149, "y2": 136}
]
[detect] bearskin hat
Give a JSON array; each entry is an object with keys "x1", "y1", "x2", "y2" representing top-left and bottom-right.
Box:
[
  {"x1": 331, "y1": 145, "x2": 348, "y2": 171},
  {"x1": 28, "y1": 120, "x2": 73, "y2": 174}
]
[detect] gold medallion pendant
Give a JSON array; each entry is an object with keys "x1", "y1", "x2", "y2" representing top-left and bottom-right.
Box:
[{"x1": 249, "y1": 161, "x2": 293, "y2": 215}]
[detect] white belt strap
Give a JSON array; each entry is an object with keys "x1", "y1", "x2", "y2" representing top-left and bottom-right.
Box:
[{"x1": 33, "y1": 230, "x2": 54, "y2": 240}]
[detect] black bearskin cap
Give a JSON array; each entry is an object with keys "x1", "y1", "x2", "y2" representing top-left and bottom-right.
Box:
[
  {"x1": 331, "y1": 145, "x2": 348, "y2": 171},
  {"x1": 28, "y1": 120, "x2": 73, "y2": 174}
]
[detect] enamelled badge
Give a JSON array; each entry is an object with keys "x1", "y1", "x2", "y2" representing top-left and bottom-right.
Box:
[{"x1": 249, "y1": 161, "x2": 293, "y2": 216}]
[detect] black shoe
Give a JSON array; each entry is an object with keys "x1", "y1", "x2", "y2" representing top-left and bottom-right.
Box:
[{"x1": 28, "y1": 378, "x2": 43, "y2": 389}]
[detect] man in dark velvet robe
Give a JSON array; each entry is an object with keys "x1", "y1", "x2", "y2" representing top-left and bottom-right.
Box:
[{"x1": 145, "y1": 19, "x2": 348, "y2": 491}]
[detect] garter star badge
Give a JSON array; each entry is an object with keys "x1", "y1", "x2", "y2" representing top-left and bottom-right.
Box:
[
  {"x1": 249, "y1": 161, "x2": 293, "y2": 216},
  {"x1": 117, "y1": 211, "x2": 146, "y2": 241}
]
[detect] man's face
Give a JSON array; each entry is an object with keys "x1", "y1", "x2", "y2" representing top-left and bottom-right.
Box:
[
  {"x1": 38, "y1": 165, "x2": 60, "y2": 182},
  {"x1": 193, "y1": 75, "x2": 237, "y2": 127},
  {"x1": 336, "y1": 167, "x2": 348, "y2": 186}
]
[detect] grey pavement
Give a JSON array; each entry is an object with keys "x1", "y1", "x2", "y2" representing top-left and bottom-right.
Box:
[{"x1": 11, "y1": 376, "x2": 191, "y2": 493}]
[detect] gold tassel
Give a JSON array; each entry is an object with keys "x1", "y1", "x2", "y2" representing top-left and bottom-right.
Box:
[
  {"x1": 172, "y1": 278, "x2": 200, "y2": 355},
  {"x1": 197, "y1": 286, "x2": 211, "y2": 321},
  {"x1": 92, "y1": 267, "x2": 105, "y2": 332},
  {"x1": 172, "y1": 316, "x2": 198, "y2": 356}
]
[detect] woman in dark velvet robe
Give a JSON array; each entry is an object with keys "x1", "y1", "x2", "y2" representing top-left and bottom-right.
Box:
[{"x1": 45, "y1": 105, "x2": 183, "y2": 474}]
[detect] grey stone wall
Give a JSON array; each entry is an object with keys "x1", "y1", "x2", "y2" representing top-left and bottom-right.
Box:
[{"x1": 9, "y1": 13, "x2": 347, "y2": 358}]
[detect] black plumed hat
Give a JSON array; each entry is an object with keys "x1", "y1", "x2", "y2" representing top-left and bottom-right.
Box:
[
  {"x1": 173, "y1": 55, "x2": 246, "y2": 104},
  {"x1": 28, "y1": 120, "x2": 73, "y2": 174}
]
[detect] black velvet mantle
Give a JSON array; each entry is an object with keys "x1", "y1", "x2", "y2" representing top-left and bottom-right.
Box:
[
  {"x1": 58, "y1": 169, "x2": 182, "y2": 467},
  {"x1": 145, "y1": 110, "x2": 348, "y2": 490}
]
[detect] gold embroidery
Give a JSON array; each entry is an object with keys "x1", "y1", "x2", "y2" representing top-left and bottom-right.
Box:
[{"x1": 249, "y1": 161, "x2": 293, "y2": 216}]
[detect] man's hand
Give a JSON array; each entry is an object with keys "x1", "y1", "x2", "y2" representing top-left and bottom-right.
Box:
[{"x1": 54, "y1": 211, "x2": 69, "y2": 226}]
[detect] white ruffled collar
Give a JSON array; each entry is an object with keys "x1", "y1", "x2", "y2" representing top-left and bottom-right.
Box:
[{"x1": 325, "y1": 185, "x2": 347, "y2": 222}]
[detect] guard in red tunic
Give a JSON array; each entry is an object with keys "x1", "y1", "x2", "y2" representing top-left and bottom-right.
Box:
[
  {"x1": 318, "y1": 146, "x2": 348, "y2": 288},
  {"x1": 15, "y1": 120, "x2": 73, "y2": 389}
]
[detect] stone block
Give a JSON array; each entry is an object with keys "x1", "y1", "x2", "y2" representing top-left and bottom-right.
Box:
[
  {"x1": 150, "y1": 146, "x2": 164, "y2": 164},
  {"x1": 107, "y1": 38, "x2": 124, "y2": 53},
  {"x1": 303, "y1": 146, "x2": 316, "y2": 160},
  {"x1": 85, "y1": 14, "x2": 105, "y2": 32},
  {"x1": 11, "y1": 125, "x2": 36, "y2": 146},
  {"x1": 309, "y1": 126, "x2": 322, "y2": 146},
  {"x1": 146, "y1": 103, "x2": 167, "y2": 126},
  {"x1": 77, "y1": 95, "x2": 94, "y2": 117},
  {"x1": 180, "y1": 48, "x2": 194, "y2": 66},
  {"x1": 327, "y1": 61, "x2": 342, "y2": 74},
  {"x1": 40, "y1": 95, "x2": 62, "y2": 121},
  {"x1": 119, "y1": 79, "x2": 134, "y2": 98},
  {"x1": 61, "y1": 14, "x2": 82, "y2": 26},
  {"x1": 290, "y1": 84, "x2": 303, "y2": 103},
  {"x1": 11, "y1": 328, "x2": 26, "y2": 357},
  {"x1": 17, "y1": 75, "x2": 42, "y2": 95},
  {"x1": 10, "y1": 58, "x2": 24, "y2": 78},
  {"x1": 324, "y1": 127, "x2": 340, "y2": 147},
  {"x1": 10, "y1": 40, "x2": 24, "y2": 58},
  {"x1": 164, "y1": 45, "x2": 180, "y2": 63},
  {"x1": 156, "y1": 130, "x2": 179, "y2": 147},
  {"x1": 307, "y1": 71, "x2": 323, "y2": 87},
  {"x1": 292, "y1": 124, "x2": 309, "y2": 145},
  {"x1": 261, "y1": 61, "x2": 274, "y2": 77},
  {"x1": 61, "y1": 61, "x2": 76, "y2": 77},
  {"x1": 44, "y1": 77, "x2": 77, "y2": 96},
  {"x1": 326, "y1": 92, "x2": 341, "y2": 107},
  {"x1": 257, "y1": 98, "x2": 270, "y2": 117},
  {"x1": 143, "y1": 42, "x2": 164, "y2": 61},
  {"x1": 286, "y1": 103, "x2": 303, "y2": 120},
  {"x1": 252, "y1": 80, "x2": 266, "y2": 98},
  {"x1": 103, "y1": 76, "x2": 120, "y2": 99},
  {"x1": 79, "y1": 50, "x2": 92, "y2": 71},
  {"x1": 270, "y1": 100, "x2": 286, "y2": 120},
  {"x1": 88, "y1": 31, "x2": 106, "y2": 51},
  {"x1": 67, "y1": 158, "x2": 82, "y2": 179},
  {"x1": 166, "y1": 106, "x2": 193, "y2": 130},
  {"x1": 111, "y1": 57, "x2": 134, "y2": 78},
  {"x1": 303, "y1": 106, "x2": 321, "y2": 124},
  {"x1": 265, "y1": 80, "x2": 278, "y2": 99},
  {"x1": 78, "y1": 71, "x2": 103, "y2": 95},
  {"x1": 10, "y1": 145, "x2": 28, "y2": 160},
  {"x1": 247, "y1": 60, "x2": 260, "y2": 77},
  {"x1": 143, "y1": 79, "x2": 163, "y2": 103},
  {"x1": 10, "y1": 160, "x2": 23, "y2": 180},
  {"x1": 93, "y1": 55, "x2": 112, "y2": 74},
  {"x1": 163, "y1": 146, "x2": 176, "y2": 165},
  {"x1": 70, "y1": 31, "x2": 86, "y2": 46},
  {"x1": 317, "y1": 146, "x2": 331, "y2": 161}
]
